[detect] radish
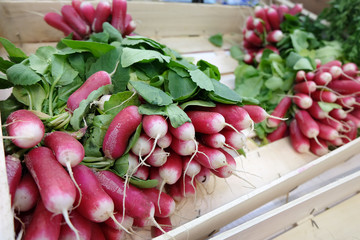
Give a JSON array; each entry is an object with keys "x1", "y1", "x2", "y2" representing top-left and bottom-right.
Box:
[
  {"x1": 329, "y1": 108, "x2": 347, "y2": 120},
  {"x1": 342, "y1": 62, "x2": 358, "y2": 78},
  {"x1": 25, "y1": 147, "x2": 79, "y2": 239},
  {"x1": 295, "y1": 70, "x2": 306, "y2": 82},
  {"x1": 90, "y1": 222, "x2": 106, "y2": 240},
  {"x1": 133, "y1": 216, "x2": 153, "y2": 228},
  {"x1": 44, "y1": 12, "x2": 82, "y2": 40},
  {"x1": 311, "y1": 90, "x2": 337, "y2": 103},
  {"x1": 67, "y1": 71, "x2": 112, "y2": 112},
  {"x1": 183, "y1": 156, "x2": 202, "y2": 179},
  {"x1": 220, "y1": 129, "x2": 247, "y2": 150},
  {"x1": 80, "y1": 1, "x2": 96, "y2": 26},
  {"x1": 24, "y1": 200, "x2": 63, "y2": 240},
  {"x1": 289, "y1": 119, "x2": 310, "y2": 153},
  {"x1": 59, "y1": 210, "x2": 92, "y2": 240},
  {"x1": 5, "y1": 109, "x2": 45, "y2": 149},
  {"x1": 149, "y1": 167, "x2": 164, "y2": 189},
  {"x1": 186, "y1": 110, "x2": 230, "y2": 134},
  {"x1": 318, "y1": 117, "x2": 345, "y2": 132},
  {"x1": 123, "y1": 14, "x2": 136, "y2": 36},
  {"x1": 294, "y1": 110, "x2": 320, "y2": 138},
  {"x1": 345, "y1": 113, "x2": 360, "y2": 128},
  {"x1": 292, "y1": 93, "x2": 313, "y2": 109},
  {"x1": 327, "y1": 80, "x2": 360, "y2": 95},
  {"x1": 141, "y1": 187, "x2": 176, "y2": 218},
  {"x1": 179, "y1": 174, "x2": 197, "y2": 198},
  {"x1": 306, "y1": 71, "x2": 315, "y2": 81},
  {"x1": 267, "y1": 96, "x2": 292, "y2": 128},
  {"x1": 307, "y1": 101, "x2": 327, "y2": 120},
  {"x1": 133, "y1": 164, "x2": 150, "y2": 180},
  {"x1": 289, "y1": 3, "x2": 303, "y2": 15},
  {"x1": 104, "y1": 211, "x2": 134, "y2": 231},
  {"x1": 244, "y1": 30, "x2": 263, "y2": 47},
  {"x1": 242, "y1": 104, "x2": 287, "y2": 123},
  {"x1": 310, "y1": 138, "x2": 329, "y2": 156},
  {"x1": 157, "y1": 132, "x2": 173, "y2": 149},
  {"x1": 131, "y1": 133, "x2": 154, "y2": 159},
  {"x1": 195, "y1": 165, "x2": 212, "y2": 184},
  {"x1": 253, "y1": 18, "x2": 265, "y2": 34},
  {"x1": 101, "y1": 224, "x2": 125, "y2": 240},
  {"x1": 170, "y1": 138, "x2": 197, "y2": 156},
  {"x1": 71, "y1": 0, "x2": 82, "y2": 15},
  {"x1": 314, "y1": 71, "x2": 332, "y2": 85},
  {"x1": 342, "y1": 120, "x2": 357, "y2": 144},
  {"x1": 293, "y1": 81, "x2": 317, "y2": 94},
  {"x1": 315, "y1": 120, "x2": 340, "y2": 141},
  {"x1": 158, "y1": 150, "x2": 183, "y2": 191},
  {"x1": 103, "y1": 105, "x2": 142, "y2": 160},
  {"x1": 92, "y1": 0, "x2": 112, "y2": 32},
  {"x1": 199, "y1": 133, "x2": 226, "y2": 149},
  {"x1": 336, "y1": 96, "x2": 356, "y2": 108},
  {"x1": 13, "y1": 173, "x2": 39, "y2": 213},
  {"x1": 266, "y1": 7, "x2": 281, "y2": 30},
  {"x1": 61, "y1": 5, "x2": 90, "y2": 37},
  {"x1": 194, "y1": 143, "x2": 227, "y2": 169},
  {"x1": 266, "y1": 30, "x2": 284, "y2": 43},
  {"x1": 146, "y1": 147, "x2": 169, "y2": 167},
  {"x1": 243, "y1": 53, "x2": 254, "y2": 65},
  {"x1": 210, "y1": 149, "x2": 236, "y2": 179},
  {"x1": 111, "y1": 0, "x2": 127, "y2": 34},
  {"x1": 245, "y1": 16, "x2": 255, "y2": 30},
  {"x1": 267, "y1": 121, "x2": 288, "y2": 143},
  {"x1": 151, "y1": 217, "x2": 172, "y2": 238},
  {"x1": 169, "y1": 121, "x2": 195, "y2": 141},
  {"x1": 254, "y1": 5, "x2": 271, "y2": 32},
  {"x1": 164, "y1": 181, "x2": 183, "y2": 202},
  {"x1": 5, "y1": 155, "x2": 22, "y2": 204}
]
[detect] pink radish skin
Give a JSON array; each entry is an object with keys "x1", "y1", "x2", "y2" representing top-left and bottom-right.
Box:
[
  {"x1": 336, "y1": 96, "x2": 356, "y2": 108},
  {"x1": 24, "y1": 200, "x2": 63, "y2": 240},
  {"x1": 295, "y1": 70, "x2": 306, "y2": 82},
  {"x1": 329, "y1": 108, "x2": 347, "y2": 120},
  {"x1": 5, "y1": 155, "x2": 22, "y2": 204},
  {"x1": 165, "y1": 181, "x2": 183, "y2": 202},
  {"x1": 293, "y1": 93, "x2": 313, "y2": 109},
  {"x1": 101, "y1": 224, "x2": 125, "y2": 240},
  {"x1": 200, "y1": 133, "x2": 226, "y2": 149},
  {"x1": 143, "y1": 115, "x2": 168, "y2": 140},
  {"x1": 133, "y1": 217, "x2": 153, "y2": 228},
  {"x1": 267, "y1": 121, "x2": 288, "y2": 142},
  {"x1": 345, "y1": 113, "x2": 360, "y2": 128},
  {"x1": 71, "y1": 0, "x2": 82, "y2": 15},
  {"x1": 146, "y1": 147, "x2": 169, "y2": 167},
  {"x1": 44, "y1": 12, "x2": 82, "y2": 40},
  {"x1": 157, "y1": 132, "x2": 173, "y2": 149},
  {"x1": 95, "y1": 170, "x2": 155, "y2": 219},
  {"x1": 133, "y1": 164, "x2": 150, "y2": 180},
  {"x1": 246, "y1": 16, "x2": 255, "y2": 30},
  {"x1": 244, "y1": 30, "x2": 263, "y2": 47},
  {"x1": 314, "y1": 71, "x2": 332, "y2": 85},
  {"x1": 328, "y1": 137, "x2": 344, "y2": 147},
  {"x1": 169, "y1": 122, "x2": 195, "y2": 141},
  {"x1": 6, "y1": 109, "x2": 45, "y2": 149},
  {"x1": 315, "y1": 120, "x2": 340, "y2": 141},
  {"x1": 90, "y1": 223, "x2": 106, "y2": 240},
  {"x1": 308, "y1": 101, "x2": 327, "y2": 120},
  {"x1": 183, "y1": 156, "x2": 202, "y2": 178},
  {"x1": 289, "y1": 119, "x2": 310, "y2": 153},
  {"x1": 149, "y1": 167, "x2": 164, "y2": 189},
  {"x1": 13, "y1": 173, "x2": 39, "y2": 212},
  {"x1": 295, "y1": 110, "x2": 320, "y2": 138},
  {"x1": 327, "y1": 80, "x2": 360, "y2": 95},
  {"x1": 319, "y1": 117, "x2": 344, "y2": 132},
  {"x1": 104, "y1": 212, "x2": 134, "y2": 231},
  {"x1": 92, "y1": 0, "x2": 112, "y2": 32},
  {"x1": 24, "y1": 147, "x2": 79, "y2": 239},
  {"x1": 242, "y1": 105, "x2": 275, "y2": 123},
  {"x1": 209, "y1": 104, "x2": 253, "y2": 131},
  {"x1": 266, "y1": 30, "x2": 284, "y2": 43},
  {"x1": 80, "y1": 1, "x2": 96, "y2": 25},
  {"x1": 179, "y1": 174, "x2": 197, "y2": 198},
  {"x1": 289, "y1": 3, "x2": 303, "y2": 15},
  {"x1": 211, "y1": 149, "x2": 236, "y2": 178},
  {"x1": 131, "y1": 133, "x2": 154, "y2": 157},
  {"x1": 103, "y1": 105, "x2": 142, "y2": 159},
  {"x1": 243, "y1": 53, "x2": 254, "y2": 64},
  {"x1": 186, "y1": 111, "x2": 228, "y2": 134},
  {"x1": 267, "y1": 96, "x2": 292, "y2": 128},
  {"x1": 141, "y1": 188, "x2": 176, "y2": 218},
  {"x1": 306, "y1": 71, "x2": 315, "y2": 81},
  {"x1": 311, "y1": 90, "x2": 337, "y2": 103},
  {"x1": 277, "y1": 4, "x2": 289, "y2": 21},
  {"x1": 111, "y1": 0, "x2": 127, "y2": 34},
  {"x1": 61, "y1": 5, "x2": 90, "y2": 37},
  {"x1": 151, "y1": 217, "x2": 172, "y2": 238},
  {"x1": 220, "y1": 129, "x2": 247, "y2": 150},
  {"x1": 195, "y1": 166, "x2": 212, "y2": 184},
  {"x1": 194, "y1": 143, "x2": 227, "y2": 169},
  {"x1": 343, "y1": 120, "x2": 357, "y2": 144},
  {"x1": 159, "y1": 150, "x2": 183, "y2": 185},
  {"x1": 44, "y1": 131, "x2": 85, "y2": 167},
  {"x1": 293, "y1": 81, "x2": 317, "y2": 94},
  {"x1": 59, "y1": 210, "x2": 92, "y2": 240},
  {"x1": 67, "y1": 71, "x2": 111, "y2": 112},
  {"x1": 253, "y1": 18, "x2": 265, "y2": 34},
  {"x1": 254, "y1": 6, "x2": 271, "y2": 32},
  {"x1": 266, "y1": 7, "x2": 281, "y2": 30},
  {"x1": 310, "y1": 138, "x2": 329, "y2": 156},
  {"x1": 342, "y1": 62, "x2": 358, "y2": 78},
  {"x1": 123, "y1": 14, "x2": 136, "y2": 36},
  {"x1": 170, "y1": 138, "x2": 197, "y2": 156}
]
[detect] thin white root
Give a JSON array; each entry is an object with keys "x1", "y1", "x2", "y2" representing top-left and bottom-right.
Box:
[
  {"x1": 109, "y1": 213, "x2": 132, "y2": 234},
  {"x1": 62, "y1": 209, "x2": 80, "y2": 240},
  {"x1": 66, "y1": 161, "x2": 82, "y2": 209}
]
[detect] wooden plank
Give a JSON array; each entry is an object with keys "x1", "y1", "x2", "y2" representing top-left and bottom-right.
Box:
[
  {"x1": 152, "y1": 137, "x2": 360, "y2": 240},
  {"x1": 209, "y1": 169, "x2": 360, "y2": 240},
  {"x1": 0, "y1": 1, "x2": 248, "y2": 43}
]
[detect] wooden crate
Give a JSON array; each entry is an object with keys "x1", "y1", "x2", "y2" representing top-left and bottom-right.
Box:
[{"x1": 1, "y1": 1, "x2": 359, "y2": 240}]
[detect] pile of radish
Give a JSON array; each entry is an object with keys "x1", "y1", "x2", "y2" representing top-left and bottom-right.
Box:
[
  {"x1": 44, "y1": 0, "x2": 135, "y2": 40},
  {"x1": 242, "y1": 3, "x2": 303, "y2": 64}
]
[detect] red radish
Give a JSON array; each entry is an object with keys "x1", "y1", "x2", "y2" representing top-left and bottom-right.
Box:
[
  {"x1": 318, "y1": 117, "x2": 344, "y2": 132},
  {"x1": 336, "y1": 96, "x2": 356, "y2": 108},
  {"x1": 25, "y1": 147, "x2": 79, "y2": 239},
  {"x1": 71, "y1": 0, "x2": 82, "y2": 15},
  {"x1": 209, "y1": 104, "x2": 253, "y2": 131},
  {"x1": 253, "y1": 18, "x2": 265, "y2": 34},
  {"x1": 277, "y1": 4, "x2": 289, "y2": 20},
  {"x1": 44, "y1": 12, "x2": 82, "y2": 40},
  {"x1": 92, "y1": 0, "x2": 112, "y2": 32},
  {"x1": 328, "y1": 137, "x2": 344, "y2": 147},
  {"x1": 307, "y1": 101, "x2": 327, "y2": 120},
  {"x1": 329, "y1": 108, "x2": 347, "y2": 120},
  {"x1": 200, "y1": 133, "x2": 226, "y2": 149},
  {"x1": 306, "y1": 71, "x2": 315, "y2": 81},
  {"x1": 266, "y1": 7, "x2": 281, "y2": 30},
  {"x1": 141, "y1": 188, "x2": 176, "y2": 218},
  {"x1": 59, "y1": 210, "x2": 92, "y2": 240},
  {"x1": 266, "y1": 30, "x2": 284, "y2": 43},
  {"x1": 111, "y1": 0, "x2": 127, "y2": 34},
  {"x1": 244, "y1": 30, "x2": 263, "y2": 47},
  {"x1": 345, "y1": 113, "x2": 360, "y2": 128},
  {"x1": 133, "y1": 164, "x2": 150, "y2": 180},
  {"x1": 316, "y1": 120, "x2": 340, "y2": 141},
  {"x1": 179, "y1": 174, "x2": 197, "y2": 198},
  {"x1": 5, "y1": 155, "x2": 22, "y2": 204},
  {"x1": 243, "y1": 53, "x2": 254, "y2": 64},
  {"x1": 101, "y1": 224, "x2": 125, "y2": 240},
  {"x1": 61, "y1": 5, "x2": 90, "y2": 37},
  {"x1": 254, "y1": 5, "x2": 271, "y2": 32},
  {"x1": 151, "y1": 217, "x2": 172, "y2": 238},
  {"x1": 183, "y1": 156, "x2": 202, "y2": 179},
  {"x1": 145, "y1": 147, "x2": 169, "y2": 167},
  {"x1": 351, "y1": 108, "x2": 360, "y2": 119},
  {"x1": 243, "y1": 39, "x2": 261, "y2": 51},
  {"x1": 131, "y1": 133, "x2": 154, "y2": 158},
  {"x1": 186, "y1": 110, "x2": 229, "y2": 134},
  {"x1": 293, "y1": 93, "x2": 313, "y2": 109},
  {"x1": 169, "y1": 121, "x2": 195, "y2": 141},
  {"x1": 13, "y1": 173, "x2": 39, "y2": 212},
  {"x1": 195, "y1": 165, "x2": 212, "y2": 184},
  {"x1": 95, "y1": 170, "x2": 155, "y2": 220},
  {"x1": 267, "y1": 121, "x2": 288, "y2": 142},
  {"x1": 342, "y1": 62, "x2": 358, "y2": 78},
  {"x1": 24, "y1": 200, "x2": 63, "y2": 240},
  {"x1": 80, "y1": 1, "x2": 96, "y2": 25},
  {"x1": 320, "y1": 60, "x2": 342, "y2": 69},
  {"x1": 158, "y1": 150, "x2": 183, "y2": 192},
  {"x1": 194, "y1": 143, "x2": 227, "y2": 169},
  {"x1": 104, "y1": 211, "x2": 134, "y2": 231},
  {"x1": 314, "y1": 71, "x2": 332, "y2": 86},
  {"x1": 289, "y1": 119, "x2": 310, "y2": 153},
  {"x1": 289, "y1": 3, "x2": 303, "y2": 15},
  {"x1": 310, "y1": 138, "x2": 329, "y2": 156},
  {"x1": 294, "y1": 110, "x2": 320, "y2": 138},
  {"x1": 90, "y1": 222, "x2": 106, "y2": 240},
  {"x1": 67, "y1": 71, "x2": 111, "y2": 112},
  {"x1": 149, "y1": 167, "x2": 164, "y2": 189},
  {"x1": 102, "y1": 105, "x2": 142, "y2": 159},
  {"x1": 242, "y1": 105, "x2": 280, "y2": 123},
  {"x1": 133, "y1": 216, "x2": 153, "y2": 228},
  {"x1": 327, "y1": 80, "x2": 360, "y2": 95},
  {"x1": 295, "y1": 70, "x2": 306, "y2": 82},
  {"x1": 164, "y1": 181, "x2": 183, "y2": 202},
  {"x1": 343, "y1": 120, "x2": 357, "y2": 144},
  {"x1": 245, "y1": 16, "x2": 255, "y2": 30},
  {"x1": 328, "y1": 66, "x2": 343, "y2": 80},
  {"x1": 267, "y1": 96, "x2": 292, "y2": 128},
  {"x1": 211, "y1": 149, "x2": 236, "y2": 179},
  {"x1": 157, "y1": 132, "x2": 173, "y2": 149},
  {"x1": 311, "y1": 90, "x2": 337, "y2": 103},
  {"x1": 220, "y1": 129, "x2": 247, "y2": 150},
  {"x1": 293, "y1": 81, "x2": 317, "y2": 94},
  {"x1": 170, "y1": 138, "x2": 197, "y2": 156},
  {"x1": 5, "y1": 109, "x2": 45, "y2": 149}
]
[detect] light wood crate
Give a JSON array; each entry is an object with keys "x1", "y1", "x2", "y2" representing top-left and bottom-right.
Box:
[{"x1": 1, "y1": 1, "x2": 359, "y2": 240}]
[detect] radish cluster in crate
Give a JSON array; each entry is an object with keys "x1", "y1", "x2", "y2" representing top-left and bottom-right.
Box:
[
  {"x1": 242, "y1": 3, "x2": 303, "y2": 64},
  {"x1": 44, "y1": 0, "x2": 135, "y2": 40},
  {"x1": 265, "y1": 60, "x2": 360, "y2": 156},
  {"x1": 5, "y1": 96, "x2": 269, "y2": 238}
]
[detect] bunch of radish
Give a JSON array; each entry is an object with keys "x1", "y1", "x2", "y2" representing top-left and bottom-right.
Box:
[
  {"x1": 44, "y1": 0, "x2": 135, "y2": 40},
  {"x1": 265, "y1": 60, "x2": 360, "y2": 156},
  {"x1": 242, "y1": 3, "x2": 303, "y2": 64}
]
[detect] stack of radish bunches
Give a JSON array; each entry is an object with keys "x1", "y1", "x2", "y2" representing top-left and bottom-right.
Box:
[
  {"x1": 44, "y1": 0, "x2": 135, "y2": 40},
  {"x1": 0, "y1": 8, "x2": 280, "y2": 239}
]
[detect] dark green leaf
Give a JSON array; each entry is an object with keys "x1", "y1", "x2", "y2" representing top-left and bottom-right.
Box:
[
  {"x1": 102, "y1": 22, "x2": 123, "y2": 42},
  {"x1": 0, "y1": 95, "x2": 24, "y2": 123},
  {"x1": 208, "y1": 78, "x2": 242, "y2": 104},
  {"x1": 165, "y1": 104, "x2": 191, "y2": 128},
  {"x1": 121, "y1": 48, "x2": 171, "y2": 68},
  {"x1": 0, "y1": 57, "x2": 14, "y2": 73},
  {"x1": 167, "y1": 70, "x2": 198, "y2": 101},
  {"x1": 103, "y1": 91, "x2": 141, "y2": 116},
  {"x1": 197, "y1": 60, "x2": 221, "y2": 81},
  {"x1": 6, "y1": 64, "x2": 42, "y2": 86},
  {"x1": 180, "y1": 100, "x2": 216, "y2": 109},
  {"x1": 0, "y1": 37, "x2": 28, "y2": 63},
  {"x1": 61, "y1": 39, "x2": 116, "y2": 57},
  {"x1": 188, "y1": 69, "x2": 214, "y2": 91},
  {"x1": 0, "y1": 75, "x2": 13, "y2": 89},
  {"x1": 12, "y1": 84, "x2": 46, "y2": 111},
  {"x1": 130, "y1": 80, "x2": 173, "y2": 106},
  {"x1": 51, "y1": 55, "x2": 78, "y2": 85}
]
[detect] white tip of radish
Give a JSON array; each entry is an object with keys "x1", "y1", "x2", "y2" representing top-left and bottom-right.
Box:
[
  {"x1": 58, "y1": 150, "x2": 84, "y2": 167},
  {"x1": 90, "y1": 200, "x2": 115, "y2": 222},
  {"x1": 47, "y1": 194, "x2": 75, "y2": 214},
  {"x1": 12, "y1": 123, "x2": 44, "y2": 148}
]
